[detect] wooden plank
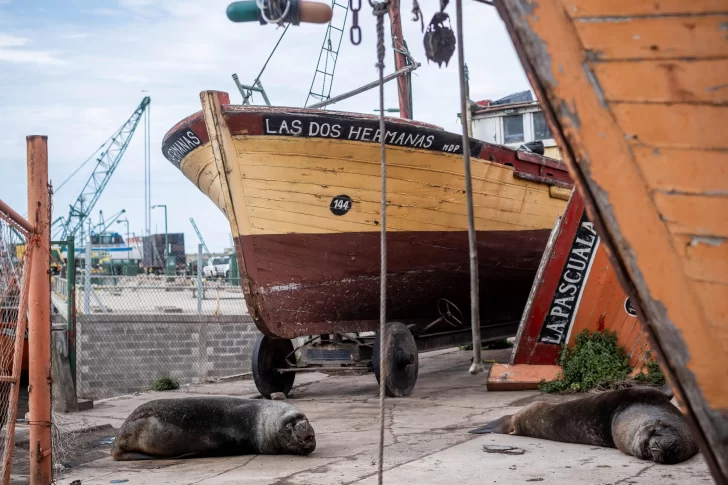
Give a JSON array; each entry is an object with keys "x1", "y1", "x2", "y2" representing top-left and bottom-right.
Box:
[
  {"x1": 497, "y1": 2, "x2": 728, "y2": 481},
  {"x1": 672, "y1": 234, "x2": 728, "y2": 285},
  {"x1": 238, "y1": 165, "x2": 560, "y2": 218},
  {"x1": 235, "y1": 137, "x2": 545, "y2": 195},
  {"x1": 574, "y1": 15, "x2": 728, "y2": 60},
  {"x1": 653, "y1": 193, "x2": 728, "y2": 237},
  {"x1": 693, "y1": 281, "x2": 728, "y2": 353},
  {"x1": 614, "y1": 104, "x2": 728, "y2": 149},
  {"x1": 564, "y1": 0, "x2": 728, "y2": 17},
  {"x1": 244, "y1": 186, "x2": 534, "y2": 222},
  {"x1": 592, "y1": 60, "x2": 728, "y2": 104},
  {"x1": 243, "y1": 179, "x2": 531, "y2": 215},
  {"x1": 632, "y1": 146, "x2": 728, "y2": 194},
  {"x1": 200, "y1": 91, "x2": 249, "y2": 237},
  {"x1": 244, "y1": 196, "x2": 557, "y2": 234},
  {"x1": 487, "y1": 364, "x2": 562, "y2": 391}
]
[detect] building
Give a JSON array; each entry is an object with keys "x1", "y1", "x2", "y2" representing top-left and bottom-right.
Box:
[{"x1": 466, "y1": 90, "x2": 562, "y2": 161}]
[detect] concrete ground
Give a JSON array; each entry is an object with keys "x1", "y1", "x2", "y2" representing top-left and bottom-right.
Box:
[{"x1": 50, "y1": 348, "x2": 711, "y2": 485}]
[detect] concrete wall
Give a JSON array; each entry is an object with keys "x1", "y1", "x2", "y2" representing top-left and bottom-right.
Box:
[{"x1": 76, "y1": 314, "x2": 259, "y2": 400}]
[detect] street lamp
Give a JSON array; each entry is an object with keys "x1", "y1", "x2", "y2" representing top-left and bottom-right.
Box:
[
  {"x1": 151, "y1": 204, "x2": 169, "y2": 274},
  {"x1": 116, "y1": 219, "x2": 130, "y2": 259}
]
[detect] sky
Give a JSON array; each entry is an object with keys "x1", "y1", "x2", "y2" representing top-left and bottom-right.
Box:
[{"x1": 0, "y1": 0, "x2": 530, "y2": 253}]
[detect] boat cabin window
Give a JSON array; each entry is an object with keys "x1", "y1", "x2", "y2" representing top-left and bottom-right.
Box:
[
  {"x1": 533, "y1": 111, "x2": 552, "y2": 140},
  {"x1": 504, "y1": 115, "x2": 524, "y2": 143}
]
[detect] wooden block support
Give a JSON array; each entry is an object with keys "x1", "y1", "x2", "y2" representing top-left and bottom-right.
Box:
[{"x1": 487, "y1": 363, "x2": 561, "y2": 391}]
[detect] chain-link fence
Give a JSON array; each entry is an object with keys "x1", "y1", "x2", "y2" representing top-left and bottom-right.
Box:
[
  {"x1": 50, "y1": 252, "x2": 263, "y2": 401},
  {"x1": 0, "y1": 207, "x2": 31, "y2": 485}
]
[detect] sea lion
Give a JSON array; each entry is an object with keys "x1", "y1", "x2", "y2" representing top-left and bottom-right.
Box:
[
  {"x1": 111, "y1": 396, "x2": 316, "y2": 461},
  {"x1": 469, "y1": 386, "x2": 698, "y2": 464}
]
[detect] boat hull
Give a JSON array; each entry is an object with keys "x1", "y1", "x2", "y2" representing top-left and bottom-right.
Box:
[
  {"x1": 236, "y1": 229, "x2": 551, "y2": 338},
  {"x1": 496, "y1": 2, "x2": 728, "y2": 481},
  {"x1": 163, "y1": 91, "x2": 573, "y2": 339}
]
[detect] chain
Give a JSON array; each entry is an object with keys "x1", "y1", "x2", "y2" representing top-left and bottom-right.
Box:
[
  {"x1": 411, "y1": 0, "x2": 424, "y2": 31},
  {"x1": 349, "y1": 0, "x2": 362, "y2": 44}
]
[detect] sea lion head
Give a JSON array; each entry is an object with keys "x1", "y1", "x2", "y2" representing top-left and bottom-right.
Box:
[
  {"x1": 277, "y1": 413, "x2": 317, "y2": 456},
  {"x1": 633, "y1": 419, "x2": 697, "y2": 464}
]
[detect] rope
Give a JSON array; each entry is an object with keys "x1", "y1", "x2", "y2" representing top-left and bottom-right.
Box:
[
  {"x1": 453, "y1": 0, "x2": 483, "y2": 374},
  {"x1": 371, "y1": 1, "x2": 389, "y2": 483},
  {"x1": 244, "y1": 23, "x2": 291, "y2": 104},
  {"x1": 256, "y1": 0, "x2": 291, "y2": 24}
]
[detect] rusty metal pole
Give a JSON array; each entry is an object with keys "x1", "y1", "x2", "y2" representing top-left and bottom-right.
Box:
[{"x1": 27, "y1": 135, "x2": 53, "y2": 485}]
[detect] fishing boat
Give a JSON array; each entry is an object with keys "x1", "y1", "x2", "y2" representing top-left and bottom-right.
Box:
[
  {"x1": 494, "y1": 2, "x2": 728, "y2": 482},
  {"x1": 161, "y1": 0, "x2": 573, "y2": 398},
  {"x1": 163, "y1": 90, "x2": 572, "y2": 391}
]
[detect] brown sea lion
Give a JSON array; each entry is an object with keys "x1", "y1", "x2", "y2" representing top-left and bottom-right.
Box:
[
  {"x1": 111, "y1": 397, "x2": 316, "y2": 460},
  {"x1": 469, "y1": 386, "x2": 698, "y2": 464}
]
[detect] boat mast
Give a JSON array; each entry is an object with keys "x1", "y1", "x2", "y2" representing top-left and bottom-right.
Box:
[{"x1": 387, "y1": 0, "x2": 413, "y2": 119}]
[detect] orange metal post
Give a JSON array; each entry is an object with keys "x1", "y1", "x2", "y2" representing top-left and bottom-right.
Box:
[{"x1": 26, "y1": 136, "x2": 52, "y2": 485}]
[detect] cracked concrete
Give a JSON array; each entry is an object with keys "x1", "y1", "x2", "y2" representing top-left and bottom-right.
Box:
[{"x1": 55, "y1": 348, "x2": 711, "y2": 485}]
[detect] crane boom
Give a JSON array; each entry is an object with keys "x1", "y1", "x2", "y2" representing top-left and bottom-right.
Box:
[
  {"x1": 54, "y1": 97, "x2": 151, "y2": 241},
  {"x1": 92, "y1": 209, "x2": 127, "y2": 235},
  {"x1": 189, "y1": 217, "x2": 212, "y2": 259}
]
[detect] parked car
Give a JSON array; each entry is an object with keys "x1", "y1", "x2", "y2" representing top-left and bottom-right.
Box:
[{"x1": 203, "y1": 256, "x2": 230, "y2": 278}]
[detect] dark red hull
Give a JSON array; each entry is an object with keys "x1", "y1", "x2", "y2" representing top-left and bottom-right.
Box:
[{"x1": 237, "y1": 229, "x2": 551, "y2": 338}]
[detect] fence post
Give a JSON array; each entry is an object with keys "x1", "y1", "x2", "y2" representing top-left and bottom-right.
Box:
[
  {"x1": 197, "y1": 243, "x2": 203, "y2": 314},
  {"x1": 27, "y1": 135, "x2": 52, "y2": 484},
  {"x1": 84, "y1": 235, "x2": 91, "y2": 314},
  {"x1": 67, "y1": 236, "x2": 76, "y2": 386}
]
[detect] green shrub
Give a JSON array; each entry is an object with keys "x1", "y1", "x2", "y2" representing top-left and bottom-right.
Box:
[
  {"x1": 634, "y1": 358, "x2": 667, "y2": 387},
  {"x1": 539, "y1": 330, "x2": 632, "y2": 393},
  {"x1": 150, "y1": 376, "x2": 180, "y2": 391}
]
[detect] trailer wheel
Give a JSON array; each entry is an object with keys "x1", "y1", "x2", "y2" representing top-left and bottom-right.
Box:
[
  {"x1": 372, "y1": 322, "x2": 419, "y2": 397},
  {"x1": 252, "y1": 335, "x2": 296, "y2": 399}
]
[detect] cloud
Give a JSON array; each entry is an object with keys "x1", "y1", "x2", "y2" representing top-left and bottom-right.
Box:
[
  {"x1": 0, "y1": 48, "x2": 66, "y2": 65},
  {"x1": 92, "y1": 8, "x2": 124, "y2": 16},
  {"x1": 0, "y1": 33, "x2": 26, "y2": 47},
  {"x1": 0, "y1": 32, "x2": 66, "y2": 65},
  {"x1": 61, "y1": 33, "x2": 93, "y2": 40}
]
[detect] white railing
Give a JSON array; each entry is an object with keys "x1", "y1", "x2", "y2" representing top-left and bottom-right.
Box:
[
  {"x1": 51, "y1": 276, "x2": 68, "y2": 301},
  {"x1": 71, "y1": 274, "x2": 247, "y2": 316}
]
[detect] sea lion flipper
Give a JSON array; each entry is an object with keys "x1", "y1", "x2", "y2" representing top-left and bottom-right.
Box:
[
  {"x1": 113, "y1": 452, "x2": 159, "y2": 461},
  {"x1": 468, "y1": 415, "x2": 514, "y2": 435}
]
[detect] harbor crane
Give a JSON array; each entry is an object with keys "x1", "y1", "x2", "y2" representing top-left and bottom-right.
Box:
[
  {"x1": 91, "y1": 209, "x2": 127, "y2": 236},
  {"x1": 52, "y1": 97, "x2": 151, "y2": 242},
  {"x1": 189, "y1": 217, "x2": 212, "y2": 260}
]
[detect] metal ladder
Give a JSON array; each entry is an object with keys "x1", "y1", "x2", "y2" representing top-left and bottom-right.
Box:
[{"x1": 304, "y1": 0, "x2": 350, "y2": 108}]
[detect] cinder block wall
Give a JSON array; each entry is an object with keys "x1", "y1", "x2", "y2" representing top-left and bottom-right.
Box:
[{"x1": 76, "y1": 315, "x2": 259, "y2": 400}]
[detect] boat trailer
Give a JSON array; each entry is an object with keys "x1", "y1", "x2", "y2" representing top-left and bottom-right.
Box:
[{"x1": 251, "y1": 298, "x2": 519, "y2": 398}]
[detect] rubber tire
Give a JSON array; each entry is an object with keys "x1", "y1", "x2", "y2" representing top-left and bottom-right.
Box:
[
  {"x1": 372, "y1": 322, "x2": 419, "y2": 397},
  {"x1": 251, "y1": 335, "x2": 296, "y2": 399}
]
